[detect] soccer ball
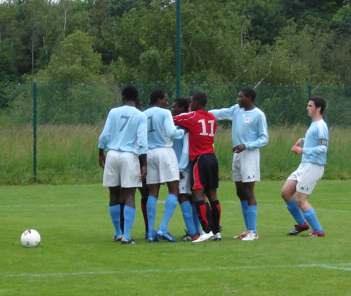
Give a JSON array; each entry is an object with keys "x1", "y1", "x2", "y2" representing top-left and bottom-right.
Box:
[{"x1": 21, "y1": 229, "x2": 41, "y2": 247}]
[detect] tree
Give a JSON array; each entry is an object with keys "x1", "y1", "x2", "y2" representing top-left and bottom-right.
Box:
[{"x1": 35, "y1": 30, "x2": 102, "y2": 83}]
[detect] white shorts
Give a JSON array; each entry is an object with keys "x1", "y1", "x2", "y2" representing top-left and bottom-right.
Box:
[
  {"x1": 232, "y1": 148, "x2": 260, "y2": 182},
  {"x1": 288, "y1": 162, "x2": 324, "y2": 195},
  {"x1": 179, "y1": 171, "x2": 191, "y2": 195},
  {"x1": 103, "y1": 150, "x2": 142, "y2": 188},
  {"x1": 146, "y1": 147, "x2": 180, "y2": 184}
]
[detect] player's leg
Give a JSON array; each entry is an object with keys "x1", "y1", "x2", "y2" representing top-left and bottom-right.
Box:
[
  {"x1": 178, "y1": 171, "x2": 197, "y2": 240},
  {"x1": 139, "y1": 181, "x2": 149, "y2": 238},
  {"x1": 296, "y1": 163, "x2": 324, "y2": 237},
  {"x1": 191, "y1": 201, "x2": 201, "y2": 235},
  {"x1": 147, "y1": 183, "x2": 160, "y2": 241},
  {"x1": 157, "y1": 180, "x2": 179, "y2": 241},
  {"x1": 108, "y1": 186, "x2": 123, "y2": 241},
  {"x1": 296, "y1": 191, "x2": 324, "y2": 236},
  {"x1": 234, "y1": 181, "x2": 249, "y2": 237},
  {"x1": 145, "y1": 149, "x2": 161, "y2": 242},
  {"x1": 190, "y1": 156, "x2": 214, "y2": 243},
  {"x1": 192, "y1": 188, "x2": 213, "y2": 236},
  {"x1": 157, "y1": 148, "x2": 180, "y2": 241},
  {"x1": 233, "y1": 153, "x2": 249, "y2": 236},
  {"x1": 200, "y1": 153, "x2": 221, "y2": 239},
  {"x1": 179, "y1": 193, "x2": 197, "y2": 240},
  {"x1": 206, "y1": 188, "x2": 221, "y2": 240},
  {"x1": 121, "y1": 187, "x2": 137, "y2": 244},
  {"x1": 103, "y1": 151, "x2": 123, "y2": 241},
  {"x1": 281, "y1": 179, "x2": 308, "y2": 235},
  {"x1": 240, "y1": 182, "x2": 259, "y2": 241},
  {"x1": 138, "y1": 157, "x2": 149, "y2": 238},
  {"x1": 119, "y1": 188, "x2": 125, "y2": 236}
]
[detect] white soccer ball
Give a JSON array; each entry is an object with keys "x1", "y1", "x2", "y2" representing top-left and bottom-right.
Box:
[{"x1": 21, "y1": 229, "x2": 41, "y2": 247}]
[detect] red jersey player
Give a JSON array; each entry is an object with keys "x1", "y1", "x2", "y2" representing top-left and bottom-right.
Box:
[{"x1": 173, "y1": 92, "x2": 221, "y2": 243}]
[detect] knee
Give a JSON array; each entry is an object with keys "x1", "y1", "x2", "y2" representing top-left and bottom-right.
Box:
[
  {"x1": 280, "y1": 189, "x2": 287, "y2": 200},
  {"x1": 295, "y1": 198, "x2": 305, "y2": 208},
  {"x1": 281, "y1": 189, "x2": 291, "y2": 202}
]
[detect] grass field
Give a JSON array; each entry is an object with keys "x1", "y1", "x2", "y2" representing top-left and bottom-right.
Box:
[{"x1": 1, "y1": 180, "x2": 350, "y2": 295}]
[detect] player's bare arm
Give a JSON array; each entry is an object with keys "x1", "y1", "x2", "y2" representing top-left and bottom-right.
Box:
[
  {"x1": 293, "y1": 138, "x2": 304, "y2": 147},
  {"x1": 291, "y1": 145, "x2": 303, "y2": 155},
  {"x1": 140, "y1": 154, "x2": 147, "y2": 181},
  {"x1": 99, "y1": 148, "x2": 105, "y2": 168}
]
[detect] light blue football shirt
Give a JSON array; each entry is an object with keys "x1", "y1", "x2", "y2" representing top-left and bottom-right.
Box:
[
  {"x1": 174, "y1": 133, "x2": 190, "y2": 173},
  {"x1": 98, "y1": 105, "x2": 148, "y2": 155},
  {"x1": 210, "y1": 104, "x2": 269, "y2": 149},
  {"x1": 302, "y1": 119, "x2": 328, "y2": 166},
  {"x1": 144, "y1": 106, "x2": 184, "y2": 149}
]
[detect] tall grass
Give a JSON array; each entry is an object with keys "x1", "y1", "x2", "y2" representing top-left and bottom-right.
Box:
[{"x1": 1, "y1": 124, "x2": 350, "y2": 185}]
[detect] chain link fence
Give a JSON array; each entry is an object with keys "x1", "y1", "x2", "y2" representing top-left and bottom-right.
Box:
[{"x1": 1, "y1": 82, "x2": 350, "y2": 184}]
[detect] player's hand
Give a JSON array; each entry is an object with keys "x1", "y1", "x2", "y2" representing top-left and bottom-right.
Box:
[
  {"x1": 233, "y1": 144, "x2": 246, "y2": 153},
  {"x1": 180, "y1": 172, "x2": 185, "y2": 179},
  {"x1": 178, "y1": 126, "x2": 189, "y2": 133},
  {"x1": 294, "y1": 138, "x2": 304, "y2": 147},
  {"x1": 291, "y1": 145, "x2": 303, "y2": 155},
  {"x1": 99, "y1": 155, "x2": 105, "y2": 168},
  {"x1": 140, "y1": 165, "x2": 147, "y2": 181}
]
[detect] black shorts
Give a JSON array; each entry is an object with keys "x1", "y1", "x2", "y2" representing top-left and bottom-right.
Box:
[{"x1": 190, "y1": 154, "x2": 219, "y2": 190}]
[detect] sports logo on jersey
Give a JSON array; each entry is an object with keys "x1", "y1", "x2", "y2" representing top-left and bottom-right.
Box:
[{"x1": 245, "y1": 118, "x2": 253, "y2": 123}]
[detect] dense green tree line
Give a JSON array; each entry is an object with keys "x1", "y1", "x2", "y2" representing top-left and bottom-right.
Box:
[{"x1": 0, "y1": 0, "x2": 350, "y2": 85}]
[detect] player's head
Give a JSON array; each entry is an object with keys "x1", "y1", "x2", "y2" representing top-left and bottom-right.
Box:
[
  {"x1": 190, "y1": 92, "x2": 207, "y2": 111},
  {"x1": 239, "y1": 87, "x2": 256, "y2": 102},
  {"x1": 150, "y1": 89, "x2": 168, "y2": 108},
  {"x1": 172, "y1": 98, "x2": 189, "y2": 116},
  {"x1": 309, "y1": 96, "x2": 326, "y2": 115},
  {"x1": 237, "y1": 87, "x2": 256, "y2": 108},
  {"x1": 122, "y1": 85, "x2": 138, "y2": 102}
]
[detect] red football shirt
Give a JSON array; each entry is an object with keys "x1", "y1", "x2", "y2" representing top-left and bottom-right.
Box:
[{"x1": 173, "y1": 110, "x2": 216, "y2": 161}]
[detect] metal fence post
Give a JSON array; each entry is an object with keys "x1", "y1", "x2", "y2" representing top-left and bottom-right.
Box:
[
  {"x1": 33, "y1": 82, "x2": 37, "y2": 182},
  {"x1": 307, "y1": 84, "x2": 312, "y2": 126},
  {"x1": 176, "y1": 0, "x2": 181, "y2": 98}
]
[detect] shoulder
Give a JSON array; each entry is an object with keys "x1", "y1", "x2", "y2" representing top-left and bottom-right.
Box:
[
  {"x1": 253, "y1": 107, "x2": 265, "y2": 116},
  {"x1": 317, "y1": 119, "x2": 328, "y2": 134},
  {"x1": 174, "y1": 111, "x2": 196, "y2": 120},
  {"x1": 252, "y1": 107, "x2": 267, "y2": 120}
]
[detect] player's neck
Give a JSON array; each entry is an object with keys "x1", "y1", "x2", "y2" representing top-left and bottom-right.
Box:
[
  {"x1": 312, "y1": 114, "x2": 323, "y2": 122},
  {"x1": 244, "y1": 104, "x2": 254, "y2": 111},
  {"x1": 124, "y1": 101, "x2": 136, "y2": 107}
]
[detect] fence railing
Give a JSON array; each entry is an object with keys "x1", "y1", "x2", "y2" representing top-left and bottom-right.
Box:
[{"x1": 1, "y1": 82, "x2": 350, "y2": 183}]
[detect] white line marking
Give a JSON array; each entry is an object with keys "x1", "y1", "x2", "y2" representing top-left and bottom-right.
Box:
[{"x1": 2, "y1": 263, "x2": 351, "y2": 278}]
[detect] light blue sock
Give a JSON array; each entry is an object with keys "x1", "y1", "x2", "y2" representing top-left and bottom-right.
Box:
[
  {"x1": 240, "y1": 200, "x2": 249, "y2": 229},
  {"x1": 247, "y1": 205, "x2": 258, "y2": 233},
  {"x1": 146, "y1": 196, "x2": 158, "y2": 237},
  {"x1": 108, "y1": 205, "x2": 122, "y2": 237},
  {"x1": 123, "y1": 205, "x2": 136, "y2": 241},
  {"x1": 286, "y1": 199, "x2": 305, "y2": 225},
  {"x1": 180, "y1": 200, "x2": 196, "y2": 236},
  {"x1": 159, "y1": 194, "x2": 178, "y2": 233},
  {"x1": 191, "y1": 203, "x2": 201, "y2": 234},
  {"x1": 303, "y1": 208, "x2": 323, "y2": 232}
]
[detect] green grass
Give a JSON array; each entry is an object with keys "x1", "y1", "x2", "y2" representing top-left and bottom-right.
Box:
[{"x1": 1, "y1": 181, "x2": 350, "y2": 295}]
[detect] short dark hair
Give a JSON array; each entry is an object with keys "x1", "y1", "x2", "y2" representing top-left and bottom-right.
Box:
[
  {"x1": 240, "y1": 87, "x2": 256, "y2": 102},
  {"x1": 173, "y1": 97, "x2": 189, "y2": 112},
  {"x1": 191, "y1": 92, "x2": 207, "y2": 107},
  {"x1": 122, "y1": 85, "x2": 138, "y2": 101},
  {"x1": 150, "y1": 89, "x2": 166, "y2": 105},
  {"x1": 310, "y1": 96, "x2": 326, "y2": 114}
]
